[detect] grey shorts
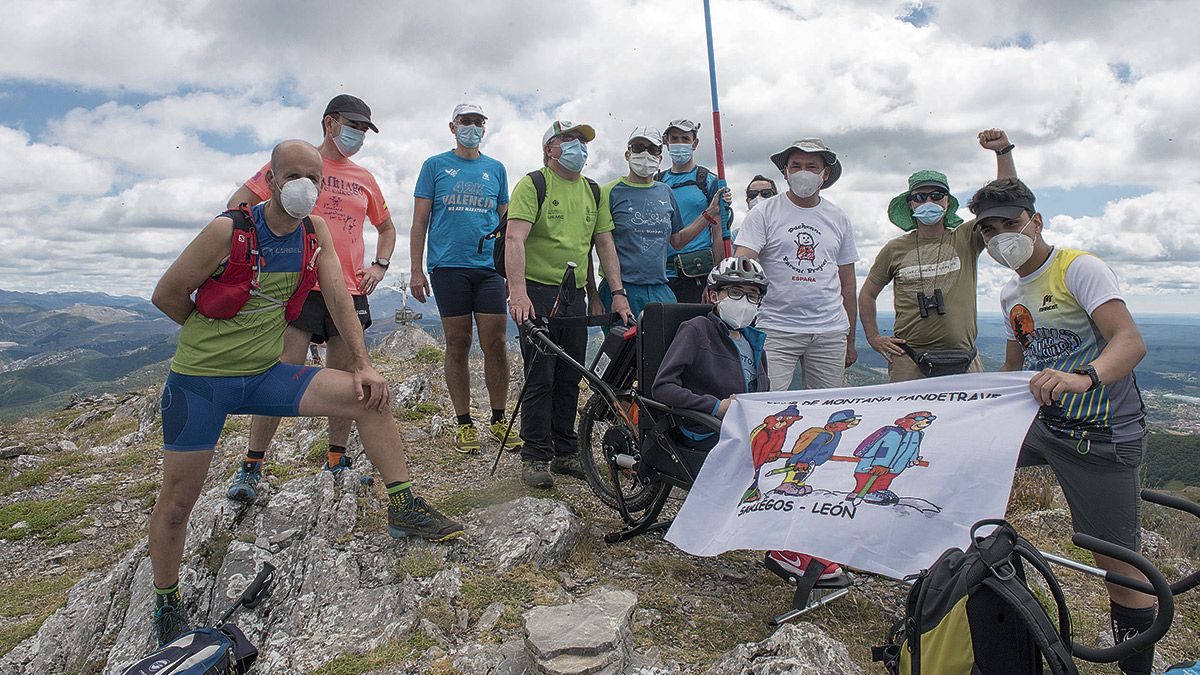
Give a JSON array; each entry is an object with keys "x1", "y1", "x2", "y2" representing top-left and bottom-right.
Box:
[{"x1": 1017, "y1": 418, "x2": 1145, "y2": 550}]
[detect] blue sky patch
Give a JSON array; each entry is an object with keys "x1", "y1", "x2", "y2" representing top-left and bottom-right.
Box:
[
  {"x1": 0, "y1": 80, "x2": 157, "y2": 138},
  {"x1": 898, "y1": 2, "x2": 935, "y2": 28}
]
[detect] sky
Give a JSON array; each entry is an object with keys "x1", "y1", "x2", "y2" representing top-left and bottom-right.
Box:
[{"x1": 1, "y1": 0, "x2": 1198, "y2": 315}]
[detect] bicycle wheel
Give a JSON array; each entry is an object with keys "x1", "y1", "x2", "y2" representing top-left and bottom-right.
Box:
[{"x1": 578, "y1": 392, "x2": 662, "y2": 512}]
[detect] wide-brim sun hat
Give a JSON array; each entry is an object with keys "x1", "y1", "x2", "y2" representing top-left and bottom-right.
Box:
[
  {"x1": 887, "y1": 169, "x2": 964, "y2": 231},
  {"x1": 769, "y1": 138, "x2": 841, "y2": 188}
]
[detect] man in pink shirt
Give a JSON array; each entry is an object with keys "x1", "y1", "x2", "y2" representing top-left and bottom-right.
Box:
[{"x1": 224, "y1": 94, "x2": 397, "y2": 501}]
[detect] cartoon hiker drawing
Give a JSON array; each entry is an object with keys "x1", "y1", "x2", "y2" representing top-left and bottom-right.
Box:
[
  {"x1": 769, "y1": 409, "x2": 861, "y2": 496},
  {"x1": 846, "y1": 411, "x2": 936, "y2": 506},
  {"x1": 740, "y1": 404, "x2": 803, "y2": 503},
  {"x1": 795, "y1": 232, "x2": 817, "y2": 263}
]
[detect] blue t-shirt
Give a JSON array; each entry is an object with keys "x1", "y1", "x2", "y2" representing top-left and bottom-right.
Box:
[
  {"x1": 727, "y1": 329, "x2": 758, "y2": 391},
  {"x1": 598, "y1": 178, "x2": 684, "y2": 286},
  {"x1": 659, "y1": 166, "x2": 732, "y2": 277},
  {"x1": 414, "y1": 151, "x2": 509, "y2": 270}
]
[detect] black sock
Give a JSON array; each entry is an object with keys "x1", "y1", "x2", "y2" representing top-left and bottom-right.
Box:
[
  {"x1": 491, "y1": 408, "x2": 506, "y2": 424},
  {"x1": 456, "y1": 414, "x2": 472, "y2": 426},
  {"x1": 1111, "y1": 601, "x2": 1156, "y2": 675},
  {"x1": 155, "y1": 583, "x2": 181, "y2": 607}
]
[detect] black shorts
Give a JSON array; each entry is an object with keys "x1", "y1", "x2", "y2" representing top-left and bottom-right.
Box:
[
  {"x1": 289, "y1": 291, "x2": 372, "y2": 344},
  {"x1": 430, "y1": 266, "x2": 507, "y2": 318}
]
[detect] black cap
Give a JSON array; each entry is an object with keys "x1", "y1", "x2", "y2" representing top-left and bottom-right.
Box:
[
  {"x1": 970, "y1": 195, "x2": 1035, "y2": 223},
  {"x1": 324, "y1": 94, "x2": 378, "y2": 133}
]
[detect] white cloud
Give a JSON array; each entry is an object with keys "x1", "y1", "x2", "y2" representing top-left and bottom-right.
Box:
[{"x1": 0, "y1": 0, "x2": 1196, "y2": 311}]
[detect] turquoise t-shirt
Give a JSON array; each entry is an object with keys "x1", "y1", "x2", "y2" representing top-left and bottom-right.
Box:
[
  {"x1": 414, "y1": 150, "x2": 509, "y2": 270},
  {"x1": 597, "y1": 178, "x2": 684, "y2": 286},
  {"x1": 660, "y1": 166, "x2": 732, "y2": 277}
]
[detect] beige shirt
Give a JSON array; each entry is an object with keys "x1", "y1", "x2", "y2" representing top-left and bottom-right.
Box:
[{"x1": 868, "y1": 222, "x2": 985, "y2": 351}]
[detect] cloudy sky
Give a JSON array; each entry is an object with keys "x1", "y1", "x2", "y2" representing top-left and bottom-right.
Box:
[{"x1": 2, "y1": 0, "x2": 1198, "y2": 315}]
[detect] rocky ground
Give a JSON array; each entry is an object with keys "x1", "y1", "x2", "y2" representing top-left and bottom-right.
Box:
[{"x1": 0, "y1": 325, "x2": 1196, "y2": 673}]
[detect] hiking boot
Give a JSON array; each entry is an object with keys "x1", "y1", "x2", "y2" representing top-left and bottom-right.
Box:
[
  {"x1": 454, "y1": 424, "x2": 480, "y2": 454},
  {"x1": 387, "y1": 495, "x2": 464, "y2": 541},
  {"x1": 226, "y1": 465, "x2": 263, "y2": 503},
  {"x1": 550, "y1": 453, "x2": 586, "y2": 481},
  {"x1": 521, "y1": 459, "x2": 554, "y2": 488},
  {"x1": 324, "y1": 455, "x2": 352, "y2": 475},
  {"x1": 152, "y1": 600, "x2": 190, "y2": 647},
  {"x1": 489, "y1": 420, "x2": 523, "y2": 452}
]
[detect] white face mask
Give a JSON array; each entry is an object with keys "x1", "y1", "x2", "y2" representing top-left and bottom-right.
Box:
[
  {"x1": 747, "y1": 195, "x2": 765, "y2": 210},
  {"x1": 787, "y1": 169, "x2": 823, "y2": 199},
  {"x1": 986, "y1": 215, "x2": 1037, "y2": 269},
  {"x1": 628, "y1": 151, "x2": 661, "y2": 178},
  {"x1": 718, "y1": 296, "x2": 759, "y2": 330},
  {"x1": 276, "y1": 177, "x2": 320, "y2": 219}
]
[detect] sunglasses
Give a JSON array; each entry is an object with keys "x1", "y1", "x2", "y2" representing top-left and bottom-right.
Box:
[
  {"x1": 909, "y1": 190, "x2": 948, "y2": 203},
  {"x1": 628, "y1": 143, "x2": 662, "y2": 155},
  {"x1": 746, "y1": 189, "x2": 777, "y2": 199}
]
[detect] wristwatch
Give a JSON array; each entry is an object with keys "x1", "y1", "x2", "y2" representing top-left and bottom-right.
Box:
[
  {"x1": 1072, "y1": 364, "x2": 1101, "y2": 391},
  {"x1": 373, "y1": 257, "x2": 390, "y2": 269},
  {"x1": 611, "y1": 288, "x2": 628, "y2": 297}
]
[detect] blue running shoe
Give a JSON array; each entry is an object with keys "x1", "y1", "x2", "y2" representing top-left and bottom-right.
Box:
[
  {"x1": 226, "y1": 464, "x2": 263, "y2": 503},
  {"x1": 325, "y1": 455, "x2": 353, "y2": 475},
  {"x1": 152, "y1": 600, "x2": 190, "y2": 647}
]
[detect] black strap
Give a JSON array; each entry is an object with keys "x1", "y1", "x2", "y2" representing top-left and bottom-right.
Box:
[
  {"x1": 979, "y1": 574, "x2": 1079, "y2": 674},
  {"x1": 790, "y1": 559, "x2": 826, "y2": 614},
  {"x1": 543, "y1": 313, "x2": 623, "y2": 328}
]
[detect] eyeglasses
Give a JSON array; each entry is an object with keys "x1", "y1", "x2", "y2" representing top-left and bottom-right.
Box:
[
  {"x1": 746, "y1": 189, "x2": 777, "y2": 199},
  {"x1": 628, "y1": 143, "x2": 662, "y2": 155},
  {"x1": 909, "y1": 190, "x2": 948, "y2": 203},
  {"x1": 724, "y1": 287, "x2": 763, "y2": 304}
]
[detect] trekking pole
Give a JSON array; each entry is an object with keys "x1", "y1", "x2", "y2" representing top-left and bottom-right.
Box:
[
  {"x1": 490, "y1": 263, "x2": 578, "y2": 476},
  {"x1": 215, "y1": 562, "x2": 276, "y2": 625},
  {"x1": 703, "y1": 0, "x2": 730, "y2": 263}
]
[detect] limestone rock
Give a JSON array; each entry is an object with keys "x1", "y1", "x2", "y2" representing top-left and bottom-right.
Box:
[
  {"x1": 9, "y1": 454, "x2": 49, "y2": 477},
  {"x1": 463, "y1": 496, "x2": 584, "y2": 571},
  {"x1": 524, "y1": 587, "x2": 637, "y2": 675},
  {"x1": 375, "y1": 325, "x2": 438, "y2": 360},
  {"x1": 701, "y1": 622, "x2": 864, "y2": 675}
]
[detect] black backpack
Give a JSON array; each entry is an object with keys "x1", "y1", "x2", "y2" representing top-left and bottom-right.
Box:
[
  {"x1": 478, "y1": 170, "x2": 601, "y2": 279},
  {"x1": 122, "y1": 625, "x2": 258, "y2": 675},
  {"x1": 654, "y1": 165, "x2": 735, "y2": 230},
  {"x1": 873, "y1": 519, "x2": 1078, "y2": 675}
]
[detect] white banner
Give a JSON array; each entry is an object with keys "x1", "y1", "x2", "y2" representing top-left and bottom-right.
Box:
[{"x1": 665, "y1": 372, "x2": 1041, "y2": 580}]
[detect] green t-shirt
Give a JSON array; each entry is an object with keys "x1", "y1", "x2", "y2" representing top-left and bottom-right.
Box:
[
  {"x1": 508, "y1": 167, "x2": 609, "y2": 288},
  {"x1": 867, "y1": 221, "x2": 985, "y2": 351}
]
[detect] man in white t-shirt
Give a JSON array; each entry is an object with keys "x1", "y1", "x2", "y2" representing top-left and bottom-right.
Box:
[{"x1": 734, "y1": 139, "x2": 858, "y2": 390}]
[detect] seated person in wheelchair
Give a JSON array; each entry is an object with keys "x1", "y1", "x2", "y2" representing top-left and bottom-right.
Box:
[{"x1": 653, "y1": 255, "x2": 846, "y2": 584}]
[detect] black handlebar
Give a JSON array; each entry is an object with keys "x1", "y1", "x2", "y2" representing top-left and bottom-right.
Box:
[
  {"x1": 1140, "y1": 489, "x2": 1200, "y2": 595},
  {"x1": 1069, "y1": 534, "x2": 1174, "y2": 663}
]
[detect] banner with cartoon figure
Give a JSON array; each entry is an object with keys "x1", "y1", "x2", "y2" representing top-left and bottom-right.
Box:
[{"x1": 665, "y1": 371, "x2": 1041, "y2": 580}]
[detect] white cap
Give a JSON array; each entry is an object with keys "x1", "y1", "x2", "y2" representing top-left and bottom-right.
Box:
[
  {"x1": 542, "y1": 120, "x2": 597, "y2": 145},
  {"x1": 627, "y1": 127, "x2": 663, "y2": 147},
  {"x1": 452, "y1": 103, "x2": 487, "y2": 120}
]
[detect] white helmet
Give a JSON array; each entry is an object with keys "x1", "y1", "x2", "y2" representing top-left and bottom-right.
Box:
[{"x1": 706, "y1": 256, "x2": 768, "y2": 298}]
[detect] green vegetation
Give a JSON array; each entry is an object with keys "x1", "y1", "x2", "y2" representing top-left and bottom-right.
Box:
[
  {"x1": 414, "y1": 346, "x2": 445, "y2": 366},
  {"x1": 309, "y1": 630, "x2": 436, "y2": 675},
  {"x1": 394, "y1": 549, "x2": 443, "y2": 579},
  {"x1": 401, "y1": 401, "x2": 441, "y2": 421},
  {"x1": 1144, "y1": 431, "x2": 1200, "y2": 489},
  {"x1": 0, "y1": 486, "x2": 107, "y2": 541},
  {"x1": 435, "y1": 478, "x2": 558, "y2": 517},
  {"x1": 0, "y1": 451, "x2": 89, "y2": 496}
]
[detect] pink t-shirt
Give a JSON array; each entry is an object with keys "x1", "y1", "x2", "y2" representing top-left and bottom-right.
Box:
[{"x1": 245, "y1": 157, "x2": 390, "y2": 295}]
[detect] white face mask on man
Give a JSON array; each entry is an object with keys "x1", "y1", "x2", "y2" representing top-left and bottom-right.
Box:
[
  {"x1": 628, "y1": 151, "x2": 661, "y2": 178},
  {"x1": 787, "y1": 169, "x2": 823, "y2": 199},
  {"x1": 275, "y1": 176, "x2": 320, "y2": 219},
  {"x1": 986, "y1": 214, "x2": 1037, "y2": 269}
]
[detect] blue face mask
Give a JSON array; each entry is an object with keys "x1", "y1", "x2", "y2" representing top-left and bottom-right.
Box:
[
  {"x1": 912, "y1": 202, "x2": 946, "y2": 226},
  {"x1": 456, "y1": 124, "x2": 484, "y2": 148},
  {"x1": 333, "y1": 124, "x2": 365, "y2": 157},
  {"x1": 668, "y1": 143, "x2": 694, "y2": 165},
  {"x1": 556, "y1": 139, "x2": 588, "y2": 172}
]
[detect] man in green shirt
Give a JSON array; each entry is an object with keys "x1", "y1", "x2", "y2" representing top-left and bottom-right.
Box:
[
  {"x1": 860, "y1": 129, "x2": 1017, "y2": 381},
  {"x1": 505, "y1": 120, "x2": 633, "y2": 488}
]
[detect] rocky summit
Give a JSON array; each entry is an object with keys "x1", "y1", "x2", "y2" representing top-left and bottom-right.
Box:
[{"x1": 1, "y1": 325, "x2": 1197, "y2": 674}]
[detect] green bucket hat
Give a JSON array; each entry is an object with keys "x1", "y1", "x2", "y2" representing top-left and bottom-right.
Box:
[{"x1": 887, "y1": 170, "x2": 964, "y2": 231}]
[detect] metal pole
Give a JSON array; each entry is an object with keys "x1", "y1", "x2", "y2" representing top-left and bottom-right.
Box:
[{"x1": 702, "y1": 0, "x2": 731, "y2": 260}]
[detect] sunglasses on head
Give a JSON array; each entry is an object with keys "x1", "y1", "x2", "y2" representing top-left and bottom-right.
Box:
[
  {"x1": 628, "y1": 142, "x2": 662, "y2": 155},
  {"x1": 909, "y1": 190, "x2": 948, "y2": 203},
  {"x1": 746, "y1": 189, "x2": 777, "y2": 199}
]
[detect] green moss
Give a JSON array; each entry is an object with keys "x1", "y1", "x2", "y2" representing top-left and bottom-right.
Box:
[
  {"x1": 394, "y1": 550, "x2": 443, "y2": 580},
  {"x1": 414, "y1": 346, "x2": 445, "y2": 366},
  {"x1": 0, "y1": 451, "x2": 90, "y2": 497},
  {"x1": 309, "y1": 630, "x2": 436, "y2": 675},
  {"x1": 49, "y1": 518, "x2": 92, "y2": 546},
  {"x1": 435, "y1": 479, "x2": 557, "y2": 517},
  {"x1": 0, "y1": 486, "x2": 108, "y2": 540}
]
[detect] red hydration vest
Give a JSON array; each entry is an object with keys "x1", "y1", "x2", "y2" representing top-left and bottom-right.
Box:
[{"x1": 194, "y1": 204, "x2": 320, "y2": 322}]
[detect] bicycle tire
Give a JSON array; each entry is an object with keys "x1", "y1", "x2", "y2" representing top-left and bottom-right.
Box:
[{"x1": 578, "y1": 392, "x2": 662, "y2": 512}]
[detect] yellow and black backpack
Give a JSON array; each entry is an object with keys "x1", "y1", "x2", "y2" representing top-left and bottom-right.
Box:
[{"x1": 873, "y1": 519, "x2": 1077, "y2": 675}]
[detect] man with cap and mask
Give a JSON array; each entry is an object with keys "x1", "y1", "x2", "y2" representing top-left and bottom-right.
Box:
[
  {"x1": 592, "y1": 127, "x2": 732, "y2": 318},
  {"x1": 860, "y1": 129, "x2": 1017, "y2": 382},
  {"x1": 972, "y1": 176, "x2": 1156, "y2": 675},
  {"x1": 506, "y1": 121, "x2": 633, "y2": 488},
  {"x1": 411, "y1": 103, "x2": 515, "y2": 454},
  {"x1": 657, "y1": 118, "x2": 734, "y2": 303},
  {"x1": 733, "y1": 138, "x2": 857, "y2": 391},
  {"x1": 224, "y1": 94, "x2": 396, "y2": 501}
]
